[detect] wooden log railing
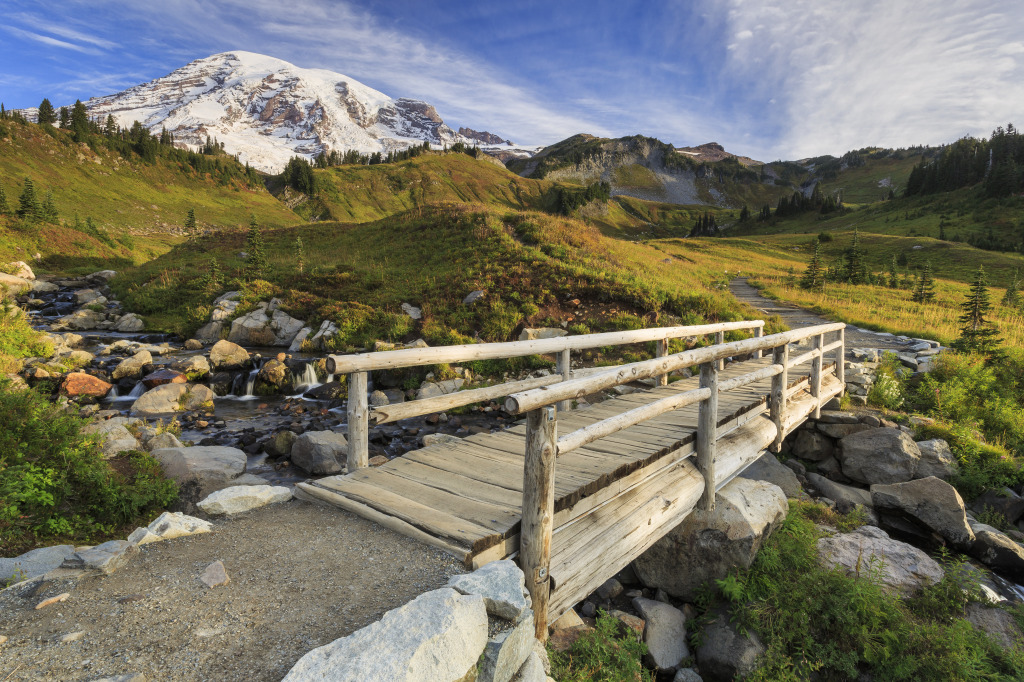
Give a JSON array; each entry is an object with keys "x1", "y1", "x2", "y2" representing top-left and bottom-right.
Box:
[
  {"x1": 505, "y1": 321, "x2": 846, "y2": 639},
  {"x1": 326, "y1": 320, "x2": 766, "y2": 473}
]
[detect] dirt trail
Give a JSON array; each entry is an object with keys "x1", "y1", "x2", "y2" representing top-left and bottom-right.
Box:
[
  {"x1": 0, "y1": 500, "x2": 463, "y2": 682},
  {"x1": 729, "y1": 278, "x2": 914, "y2": 352}
]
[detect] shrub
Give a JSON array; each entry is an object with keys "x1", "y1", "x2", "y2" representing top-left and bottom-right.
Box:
[
  {"x1": 0, "y1": 303, "x2": 52, "y2": 372},
  {"x1": 549, "y1": 610, "x2": 653, "y2": 682},
  {"x1": 868, "y1": 352, "x2": 908, "y2": 410}
]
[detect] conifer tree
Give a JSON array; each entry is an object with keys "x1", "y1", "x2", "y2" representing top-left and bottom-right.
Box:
[
  {"x1": 952, "y1": 265, "x2": 1002, "y2": 357},
  {"x1": 845, "y1": 229, "x2": 865, "y2": 284},
  {"x1": 59, "y1": 106, "x2": 69, "y2": 128},
  {"x1": 104, "y1": 114, "x2": 118, "y2": 137},
  {"x1": 800, "y1": 239, "x2": 825, "y2": 291},
  {"x1": 294, "y1": 235, "x2": 305, "y2": 274},
  {"x1": 245, "y1": 216, "x2": 268, "y2": 280},
  {"x1": 41, "y1": 190, "x2": 58, "y2": 223},
  {"x1": 888, "y1": 255, "x2": 899, "y2": 288},
  {"x1": 0, "y1": 181, "x2": 8, "y2": 214},
  {"x1": 208, "y1": 257, "x2": 222, "y2": 289},
  {"x1": 37, "y1": 98, "x2": 57, "y2": 125},
  {"x1": 70, "y1": 100, "x2": 89, "y2": 141},
  {"x1": 912, "y1": 262, "x2": 935, "y2": 303},
  {"x1": 184, "y1": 208, "x2": 197, "y2": 240},
  {"x1": 16, "y1": 178, "x2": 39, "y2": 220},
  {"x1": 1003, "y1": 269, "x2": 1021, "y2": 308}
]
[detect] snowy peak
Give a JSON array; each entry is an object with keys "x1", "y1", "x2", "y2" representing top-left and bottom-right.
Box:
[{"x1": 85, "y1": 51, "x2": 487, "y2": 172}]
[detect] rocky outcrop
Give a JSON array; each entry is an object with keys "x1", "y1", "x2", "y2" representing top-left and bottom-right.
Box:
[
  {"x1": 695, "y1": 605, "x2": 765, "y2": 681},
  {"x1": 151, "y1": 445, "x2": 247, "y2": 505},
  {"x1": 972, "y1": 530, "x2": 1024, "y2": 581},
  {"x1": 130, "y1": 383, "x2": 214, "y2": 417},
  {"x1": 228, "y1": 299, "x2": 305, "y2": 347},
  {"x1": 291, "y1": 431, "x2": 349, "y2": 474},
  {"x1": 112, "y1": 350, "x2": 153, "y2": 381},
  {"x1": 255, "y1": 358, "x2": 292, "y2": 394},
  {"x1": 838, "y1": 428, "x2": 920, "y2": 485},
  {"x1": 914, "y1": 438, "x2": 955, "y2": 480},
  {"x1": 817, "y1": 526, "x2": 943, "y2": 596},
  {"x1": 195, "y1": 292, "x2": 240, "y2": 341},
  {"x1": 633, "y1": 478, "x2": 787, "y2": 600},
  {"x1": 61, "y1": 540, "x2": 137, "y2": 575},
  {"x1": 60, "y1": 372, "x2": 112, "y2": 398},
  {"x1": 870, "y1": 477, "x2": 975, "y2": 550},
  {"x1": 209, "y1": 339, "x2": 250, "y2": 371}
]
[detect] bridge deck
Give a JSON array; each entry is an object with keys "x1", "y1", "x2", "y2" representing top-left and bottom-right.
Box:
[{"x1": 298, "y1": 355, "x2": 841, "y2": 610}]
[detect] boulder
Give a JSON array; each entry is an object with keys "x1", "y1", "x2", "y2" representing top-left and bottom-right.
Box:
[
  {"x1": 209, "y1": 339, "x2": 250, "y2": 371},
  {"x1": 805, "y1": 472, "x2": 872, "y2": 509},
  {"x1": 965, "y1": 603, "x2": 1024, "y2": 651},
  {"x1": 6, "y1": 260, "x2": 34, "y2": 279},
  {"x1": 695, "y1": 605, "x2": 765, "y2": 681},
  {"x1": 147, "y1": 432, "x2": 183, "y2": 450},
  {"x1": 112, "y1": 350, "x2": 153, "y2": 381},
  {"x1": 738, "y1": 452, "x2": 802, "y2": 498},
  {"x1": 304, "y1": 381, "x2": 346, "y2": 401},
  {"x1": 972, "y1": 530, "x2": 1024, "y2": 581},
  {"x1": 112, "y1": 313, "x2": 144, "y2": 332},
  {"x1": 265, "y1": 430, "x2": 297, "y2": 458},
  {"x1": 519, "y1": 327, "x2": 568, "y2": 341},
  {"x1": 0, "y1": 545, "x2": 76, "y2": 582},
  {"x1": 0, "y1": 272, "x2": 33, "y2": 295},
  {"x1": 401, "y1": 302, "x2": 422, "y2": 320},
  {"x1": 58, "y1": 349, "x2": 95, "y2": 367},
  {"x1": 914, "y1": 438, "x2": 955, "y2": 480},
  {"x1": 288, "y1": 327, "x2": 312, "y2": 352},
  {"x1": 280, "y1": 588, "x2": 487, "y2": 682},
  {"x1": 448, "y1": 559, "x2": 530, "y2": 621},
  {"x1": 816, "y1": 410, "x2": 860, "y2": 424},
  {"x1": 305, "y1": 320, "x2": 339, "y2": 350},
  {"x1": 82, "y1": 420, "x2": 140, "y2": 458},
  {"x1": 870, "y1": 477, "x2": 975, "y2": 550},
  {"x1": 463, "y1": 290, "x2": 485, "y2": 305},
  {"x1": 479, "y1": 612, "x2": 535, "y2": 682},
  {"x1": 632, "y1": 597, "x2": 689, "y2": 672},
  {"x1": 32, "y1": 279, "x2": 59, "y2": 294},
  {"x1": 197, "y1": 484, "x2": 292, "y2": 515},
  {"x1": 184, "y1": 339, "x2": 204, "y2": 350},
  {"x1": 141, "y1": 368, "x2": 187, "y2": 389},
  {"x1": 60, "y1": 372, "x2": 112, "y2": 398},
  {"x1": 971, "y1": 488, "x2": 1024, "y2": 527},
  {"x1": 817, "y1": 526, "x2": 944, "y2": 596},
  {"x1": 127, "y1": 511, "x2": 212, "y2": 546},
  {"x1": 791, "y1": 429, "x2": 833, "y2": 461},
  {"x1": 228, "y1": 301, "x2": 305, "y2": 347},
  {"x1": 129, "y1": 383, "x2": 185, "y2": 416},
  {"x1": 674, "y1": 670, "x2": 703, "y2": 682},
  {"x1": 151, "y1": 446, "x2": 246, "y2": 502},
  {"x1": 255, "y1": 359, "x2": 292, "y2": 394},
  {"x1": 61, "y1": 540, "x2": 137, "y2": 575},
  {"x1": 75, "y1": 288, "x2": 105, "y2": 305},
  {"x1": 416, "y1": 378, "x2": 465, "y2": 400},
  {"x1": 291, "y1": 431, "x2": 348, "y2": 475},
  {"x1": 170, "y1": 354, "x2": 210, "y2": 380},
  {"x1": 633, "y1": 478, "x2": 787, "y2": 600},
  {"x1": 838, "y1": 427, "x2": 921, "y2": 485}
]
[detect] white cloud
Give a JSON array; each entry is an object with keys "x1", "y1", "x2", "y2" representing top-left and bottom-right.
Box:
[
  {"x1": 12, "y1": 13, "x2": 118, "y2": 49},
  {"x1": 2, "y1": 26, "x2": 102, "y2": 55},
  {"x1": 722, "y1": 0, "x2": 1024, "y2": 158}
]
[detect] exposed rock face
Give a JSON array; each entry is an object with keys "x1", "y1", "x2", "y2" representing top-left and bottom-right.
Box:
[
  {"x1": 0, "y1": 272, "x2": 33, "y2": 295},
  {"x1": 60, "y1": 372, "x2": 112, "y2": 398},
  {"x1": 281, "y1": 588, "x2": 487, "y2": 682},
  {"x1": 738, "y1": 452, "x2": 802, "y2": 498},
  {"x1": 914, "y1": 439, "x2": 955, "y2": 480},
  {"x1": 209, "y1": 339, "x2": 250, "y2": 371},
  {"x1": 112, "y1": 313, "x2": 144, "y2": 332},
  {"x1": 5, "y1": 260, "x2": 34, "y2": 279},
  {"x1": 971, "y1": 488, "x2": 1024, "y2": 527},
  {"x1": 838, "y1": 428, "x2": 921, "y2": 485},
  {"x1": 228, "y1": 300, "x2": 305, "y2": 347},
  {"x1": 291, "y1": 431, "x2": 349, "y2": 474},
  {"x1": 447, "y1": 559, "x2": 530, "y2": 621},
  {"x1": 965, "y1": 603, "x2": 1024, "y2": 650},
  {"x1": 817, "y1": 526, "x2": 944, "y2": 596},
  {"x1": 633, "y1": 479, "x2": 788, "y2": 600},
  {"x1": 170, "y1": 354, "x2": 210, "y2": 379},
  {"x1": 479, "y1": 612, "x2": 535, "y2": 682},
  {"x1": 870, "y1": 477, "x2": 975, "y2": 550},
  {"x1": 695, "y1": 605, "x2": 765, "y2": 681},
  {"x1": 972, "y1": 530, "x2": 1024, "y2": 581}
]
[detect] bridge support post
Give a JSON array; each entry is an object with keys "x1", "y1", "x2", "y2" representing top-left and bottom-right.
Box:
[
  {"x1": 752, "y1": 325, "x2": 763, "y2": 359},
  {"x1": 811, "y1": 333, "x2": 823, "y2": 419},
  {"x1": 556, "y1": 349, "x2": 572, "y2": 412},
  {"x1": 715, "y1": 331, "x2": 725, "y2": 370},
  {"x1": 346, "y1": 371, "x2": 369, "y2": 472},
  {"x1": 770, "y1": 344, "x2": 789, "y2": 452},
  {"x1": 522, "y1": 406, "x2": 557, "y2": 641},
  {"x1": 697, "y1": 362, "x2": 718, "y2": 511},
  {"x1": 835, "y1": 327, "x2": 846, "y2": 389},
  {"x1": 655, "y1": 339, "x2": 669, "y2": 387}
]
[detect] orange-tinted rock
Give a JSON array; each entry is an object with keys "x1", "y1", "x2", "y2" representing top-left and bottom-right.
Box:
[
  {"x1": 547, "y1": 625, "x2": 594, "y2": 652},
  {"x1": 61, "y1": 372, "x2": 112, "y2": 398},
  {"x1": 142, "y1": 368, "x2": 187, "y2": 389}
]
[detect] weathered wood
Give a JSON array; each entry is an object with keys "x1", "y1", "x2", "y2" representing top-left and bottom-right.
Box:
[
  {"x1": 811, "y1": 333, "x2": 823, "y2": 419},
  {"x1": 716, "y1": 364, "x2": 783, "y2": 394},
  {"x1": 697, "y1": 362, "x2": 718, "y2": 511},
  {"x1": 835, "y1": 327, "x2": 846, "y2": 388},
  {"x1": 556, "y1": 387, "x2": 711, "y2": 455},
  {"x1": 715, "y1": 331, "x2": 725, "y2": 370},
  {"x1": 326, "y1": 320, "x2": 765, "y2": 373},
  {"x1": 788, "y1": 347, "x2": 821, "y2": 369},
  {"x1": 347, "y1": 371, "x2": 369, "y2": 471},
  {"x1": 752, "y1": 325, "x2": 763, "y2": 359},
  {"x1": 521, "y1": 407, "x2": 557, "y2": 641},
  {"x1": 505, "y1": 323, "x2": 844, "y2": 414},
  {"x1": 655, "y1": 339, "x2": 669, "y2": 387},
  {"x1": 770, "y1": 345, "x2": 789, "y2": 452},
  {"x1": 822, "y1": 338, "x2": 843, "y2": 355},
  {"x1": 370, "y1": 373, "x2": 562, "y2": 424},
  {"x1": 556, "y1": 348, "x2": 572, "y2": 412}
]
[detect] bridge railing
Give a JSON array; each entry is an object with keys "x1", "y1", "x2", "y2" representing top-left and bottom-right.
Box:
[
  {"x1": 325, "y1": 319, "x2": 765, "y2": 471},
  {"x1": 504, "y1": 321, "x2": 845, "y2": 639}
]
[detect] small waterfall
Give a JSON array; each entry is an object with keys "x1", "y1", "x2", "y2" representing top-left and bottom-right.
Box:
[
  {"x1": 295, "y1": 362, "x2": 320, "y2": 390},
  {"x1": 110, "y1": 381, "x2": 145, "y2": 402},
  {"x1": 243, "y1": 370, "x2": 258, "y2": 397},
  {"x1": 108, "y1": 385, "x2": 119, "y2": 399},
  {"x1": 128, "y1": 381, "x2": 145, "y2": 398}
]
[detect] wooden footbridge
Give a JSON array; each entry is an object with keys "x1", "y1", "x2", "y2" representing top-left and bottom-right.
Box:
[{"x1": 296, "y1": 320, "x2": 846, "y2": 638}]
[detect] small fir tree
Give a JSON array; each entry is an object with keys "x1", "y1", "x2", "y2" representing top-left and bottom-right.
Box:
[
  {"x1": 912, "y1": 262, "x2": 935, "y2": 303},
  {"x1": 59, "y1": 106, "x2": 70, "y2": 128},
  {"x1": 41, "y1": 190, "x2": 58, "y2": 223},
  {"x1": 245, "y1": 216, "x2": 268, "y2": 280},
  {"x1": 37, "y1": 98, "x2": 57, "y2": 125},
  {"x1": 294, "y1": 235, "x2": 305, "y2": 274},
  {"x1": 1002, "y1": 269, "x2": 1021, "y2": 308},
  {"x1": 208, "y1": 257, "x2": 222, "y2": 289},
  {"x1": 16, "y1": 178, "x2": 39, "y2": 220},
  {"x1": 951, "y1": 265, "x2": 1002, "y2": 357},
  {"x1": 888, "y1": 255, "x2": 899, "y2": 288},
  {"x1": 184, "y1": 208, "x2": 197, "y2": 240},
  {"x1": 800, "y1": 239, "x2": 825, "y2": 291},
  {"x1": 845, "y1": 229, "x2": 865, "y2": 284}
]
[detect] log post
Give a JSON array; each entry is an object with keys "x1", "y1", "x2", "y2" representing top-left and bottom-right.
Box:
[
  {"x1": 521, "y1": 406, "x2": 557, "y2": 641},
  {"x1": 835, "y1": 327, "x2": 846, "y2": 389},
  {"x1": 715, "y1": 331, "x2": 725, "y2": 370},
  {"x1": 655, "y1": 338, "x2": 669, "y2": 387},
  {"x1": 752, "y1": 325, "x2": 763, "y2": 359},
  {"x1": 555, "y1": 348, "x2": 572, "y2": 413},
  {"x1": 697, "y1": 362, "x2": 718, "y2": 511},
  {"x1": 811, "y1": 333, "x2": 823, "y2": 419},
  {"x1": 346, "y1": 371, "x2": 369, "y2": 471},
  {"x1": 770, "y1": 344, "x2": 789, "y2": 452}
]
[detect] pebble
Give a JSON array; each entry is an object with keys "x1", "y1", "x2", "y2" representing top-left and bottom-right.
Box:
[
  {"x1": 0, "y1": 635, "x2": 7, "y2": 646},
  {"x1": 61, "y1": 631, "x2": 85, "y2": 643},
  {"x1": 36, "y1": 593, "x2": 70, "y2": 609}
]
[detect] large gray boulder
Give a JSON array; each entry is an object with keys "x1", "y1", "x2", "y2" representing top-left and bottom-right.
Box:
[
  {"x1": 228, "y1": 300, "x2": 305, "y2": 347},
  {"x1": 738, "y1": 452, "x2": 802, "y2": 498},
  {"x1": 0, "y1": 545, "x2": 76, "y2": 582},
  {"x1": 870, "y1": 477, "x2": 975, "y2": 550},
  {"x1": 281, "y1": 587, "x2": 487, "y2": 682},
  {"x1": 805, "y1": 472, "x2": 873, "y2": 509},
  {"x1": 838, "y1": 427, "x2": 921, "y2": 485},
  {"x1": 291, "y1": 431, "x2": 348, "y2": 475},
  {"x1": 61, "y1": 540, "x2": 137, "y2": 575},
  {"x1": 971, "y1": 488, "x2": 1024, "y2": 527},
  {"x1": 58, "y1": 306, "x2": 106, "y2": 330},
  {"x1": 151, "y1": 446, "x2": 246, "y2": 504},
  {"x1": 632, "y1": 597, "x2": 689, "y2": 672},
  {"x1": 112, "y1": 350, "x2": 153, "y2": 381},
  {"x1": 209, "y1": 339, "x2": 250, "y2": 371},
  {"x1": 479, "y1": 612, "x2": 535, "y2": 682},
  {"x1": 914, "y1": 438, "x2": 955, "y2": 480},
  {"x1": 448, "y1": 559, "x2": 530, "y2": 621},
  {"x1": 972, "y1": 530, "x2": 1024, "y2": 581},
  {"x1": 695, "y1": 605, "x2": 764, "y2": 681},
  {"x1": 130, "y1": 383, "x2": 214, "y2": 417},
  {"x1": 633, "y1": 478, "x2": 787, "y2": 600},
  {"x1": 112, "y1": 313, "x2": 144, "y2": 332},
  {"x1": 790, "y1": 428, "x2": 833, "y2": 461},
  {"x1": 817, "y1": 526, "x2": 944, "y2": 596},
  {"x1": 965, "y1": 603, "x2": 1024, "y2": 651},
  {"x1": 197, "y1": 485, "x2": 292, "y2": 516},
  {"x1": 82, "y1": 420, "x2": 141, "y2": 458}
]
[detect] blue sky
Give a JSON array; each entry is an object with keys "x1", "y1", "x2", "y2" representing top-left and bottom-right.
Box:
[{"x1": 2, "y1": 0, "x2": 1023, "y2": 159}]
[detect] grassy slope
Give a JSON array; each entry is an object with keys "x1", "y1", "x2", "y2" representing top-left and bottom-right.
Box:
[{"x1": 0, "y1": 120, "x2": 300, "y2": 268}]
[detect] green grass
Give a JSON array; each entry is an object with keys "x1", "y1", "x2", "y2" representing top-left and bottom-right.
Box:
[{"x1": 0, "y1": 303, "x2": 52, "y2": 373}]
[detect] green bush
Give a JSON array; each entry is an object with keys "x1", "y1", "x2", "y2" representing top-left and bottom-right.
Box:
[
  {"x1": 0, "y1": 303, "x2": 52, "y2": 372},
  {"x1": 915, "y1": 422, "x2": 1021, "y2": 501},
  {"x1": 549, "y1": 610, "x2": 653, "y2": 682},
  {"x1": 0, "y1": 381, "x2": 178, "y2": 553},
  {"x1": 868, "y1": 352, "x2": 907, "y2": 410}
]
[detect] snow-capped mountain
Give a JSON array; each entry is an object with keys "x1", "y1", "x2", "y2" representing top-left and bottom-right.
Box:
[{"x1": 85, "y1": 51, "x2": 501, "y2": 173}]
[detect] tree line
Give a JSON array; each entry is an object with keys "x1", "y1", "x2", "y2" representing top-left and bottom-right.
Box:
[{"x1": 906, "y1": 123, "x2": 1024, "y2": 199}]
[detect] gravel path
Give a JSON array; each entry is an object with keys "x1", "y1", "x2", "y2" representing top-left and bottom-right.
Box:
[
  {"x1": 729, "y1": 277, "x2": 918, "y2": 352},
  {"x1": 0, "y1": 500, "x2": 463, "y2": 681}
]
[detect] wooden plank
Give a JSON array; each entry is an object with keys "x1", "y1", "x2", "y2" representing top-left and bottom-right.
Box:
[
  {"x1": 384, "y1": 457, "x2": 524, "y2": 509},
  {"x1": 521, "y1": 407, "x2": 557, "y2": 640}
]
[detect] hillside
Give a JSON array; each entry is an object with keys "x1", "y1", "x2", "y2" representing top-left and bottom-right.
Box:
[{"x1": 0, "y1": 117, "x2": 301, "y2": 268}]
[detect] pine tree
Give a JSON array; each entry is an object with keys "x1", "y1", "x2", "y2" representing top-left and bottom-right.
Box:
[
  {"x1": 59, "y1": 106, "x2": 69, "y2": 128},
  {"x1": 70, "y1": 100, "x2": 89, "y2": 141},
  {"x1": 16, "y1": 178, "x2": 39, "y2": 220},
  {"x1": 1003, "y1": 269, "x2": 1021, "y2": 308},
  {"x1": 952, "y1": 265, "x2": 1002, "y2": 357},
  {"x1": 184, "y1": 208, "x2": 197, "y2": 241},
  {"x1": 800, "y1": 239, "x2": 825, "y2": 290},
  {"x1": 245, "y1": 216, "x2": 268, "y2": 280},
  {"x1": 845, "y1": 229, "x2": 865, "y2": 284},
  {"x1": 37, "y1": 98, "x2": 57, "y2": 125},
  {"x1": 208, "y1": 257, "x2": 222, "y2": 289},
  {"x1": 104, "y1": 114, "x2": 118, "y2": 137},
  {"x1": 0, "y1": 180, "x2": 8, "y2": 214},
  {"x1": 41, "y1": 190, "x2": 58, "y2": 223},
  {"x1": 888, "y1": 255, "x2": 899, "y2": 288},
  {"x1": 912, "y1": 262, "x2": 935, "y2": 303},
  {"x1": 294, "y1": 235, "x2": 305, "y2": 274}
]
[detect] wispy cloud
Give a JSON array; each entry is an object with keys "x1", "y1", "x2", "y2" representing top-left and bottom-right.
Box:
[
  {"x1": 2, "y1": 26, "x2": 102, "y2": 55},
  {"x1": 12, "y1": 13, "x2": 118, "y2": 49}
]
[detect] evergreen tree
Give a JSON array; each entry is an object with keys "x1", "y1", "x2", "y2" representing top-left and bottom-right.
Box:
[
  {"x1": 0, "y1": 180, "x2": 8, "y2": 214},
  {"x1": 888, "y1": 255, "x2": 899, "y2": 288},
  {"x1": 245, "y1": 216, "x2": 268, "y2": 280},
  {"x1": 104, "y1": 114, "x2": 118, "y2": 137},
  {"x1": 208, "y1": 257, "x2": 222, "y2": 289},
  {"x1": 951, "y1": 266, "x2": 1002, "y2": 357},
  {"x1": 184, "y1": 208, "x2": 197, "y2": 240},
  {"x1": 59, "y1": 106, "x2": 70, "y2": 128},
  {"x1": 912, "y1": 262, "x2": 936, "y2": 303},
  {"x1": 1003, "y1": 269, "x2": 1021, "y2": 308},
  {"x1": 70, "y1": 100, "x2": 89, "y2": 141},
  {"x1": 41, "y1": 190, "x2": 58, "y2": 223},
  {"x1": 16, "y1": 178, "x2": 39, "y2": 220},
  {"x1": 800, "y1": 239, "x2": 825, "y2": 290},
  {"x1": 844, "y1": 229, "x2": 865, "y2": 284},
  {"x1": 739, "y1": 204, "x2": 750, "y2": 222},
  {"x1": 294, "y1": 235, "x2": 305, "y2": 274},
  {"x1": 37, "y1": 98, "x2": 57, "y2": 125}
]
